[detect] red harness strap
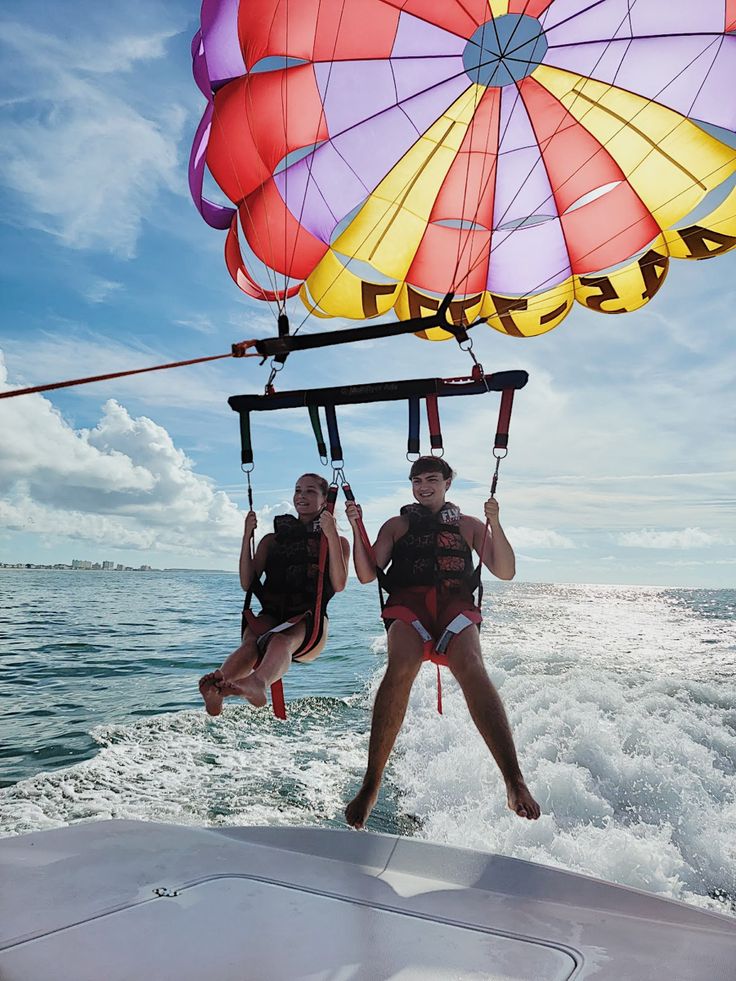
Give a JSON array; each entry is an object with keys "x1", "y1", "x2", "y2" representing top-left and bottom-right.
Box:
[
  {"x1": 242, "y1": 609, "x2": 309, "y2": 720},
  {"x1": 382, "y1": 588, "x2": 481, "y2": 714}
]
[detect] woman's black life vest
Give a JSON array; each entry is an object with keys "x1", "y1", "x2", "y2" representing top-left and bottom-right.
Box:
[
  {"x1": 382, "y1": 502, "x2": 479, "y2": 596},
  {"x1": 257, "y1": 513, "x2": 335, "y2": 620}
]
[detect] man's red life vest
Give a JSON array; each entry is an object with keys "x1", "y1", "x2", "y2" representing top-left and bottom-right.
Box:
[{"x1": 382, "y1": 502, "x2": 479, "y2": 596}]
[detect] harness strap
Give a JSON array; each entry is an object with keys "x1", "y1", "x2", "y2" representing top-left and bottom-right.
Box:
[
  {"x1": 494, "y1": 389, "x2": 515, "y2": 451},
  {"x1": 408, "y1": 397, "x2": 421, "y2": 457},
  {"x1": 425, "y1": 395, "x2": 443, "y2": 453},
  {"x1": 381, "y1": 602, "x2": 480, "y2": 714}
]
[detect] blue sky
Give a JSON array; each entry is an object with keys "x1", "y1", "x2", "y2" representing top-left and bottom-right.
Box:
[{"x1": 0, "y1": 0, "x2": 734, "y2": 587}]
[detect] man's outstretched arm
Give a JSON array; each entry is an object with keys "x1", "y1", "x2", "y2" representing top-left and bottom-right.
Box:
[{"x1": 476, "y1": 498, "x2": 515, "y2": 581}]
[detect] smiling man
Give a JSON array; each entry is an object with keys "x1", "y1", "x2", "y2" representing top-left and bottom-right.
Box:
[{"x1": 345, "y1": 456, "x2": 540, "y2": 829}]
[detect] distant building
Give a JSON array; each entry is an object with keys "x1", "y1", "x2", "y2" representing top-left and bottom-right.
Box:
[{"x1": 102, "y1": 561, "x2": 114, "y2": 570}]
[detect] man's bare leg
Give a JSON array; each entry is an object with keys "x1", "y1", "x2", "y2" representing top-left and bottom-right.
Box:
[
  {"x1": 345, "y1": 621, "x2": 423, "y2": 829},
  {"x1": 448, "y1": 630, "x2": 540, "y2": 820},
  {"x1": 220, "y1": 622, "x2": 306, "y2": 708}
]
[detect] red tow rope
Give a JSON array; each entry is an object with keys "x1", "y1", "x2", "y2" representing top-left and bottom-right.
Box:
[{"x1": 0, "y1": 342, "x2": 260, "y2": 400}]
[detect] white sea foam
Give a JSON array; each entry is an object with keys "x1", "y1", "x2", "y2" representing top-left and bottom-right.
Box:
[{"x1": 0, "y1": 699, "x2": 367, "y2": 836}]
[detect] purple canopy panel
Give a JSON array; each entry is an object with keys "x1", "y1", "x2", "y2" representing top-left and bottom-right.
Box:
[
  {"x1": 314, "y1": 56, "x2": 464, "y2": 136},
  {"x1": 275, "y1": 105, "x2": 429, "y2": 243},
  {"x1": 494, "y1": 87, "x2": 559, "y2": 224},
  {"x1": 545, "y1": 35, "x2": 736, "y2": 132},
  {"x1": 391, "y1": 12, "x2": 467, "y2": 57},
  {"x1": 392, "y1": 56, "x2": 466, "y2": 104},
  {"x1": 690, "y1": 38, "x2": 736, "y2": 130},
  {"x1": 399, "y1": 74, "x2": 473, "y2": 134},
  {"x1": 274, "y1": 144, "x2": 355, "y2": 244},
  {"x1": 275, "y1": 70, "x2": 473, "y2": 243},
  {"x1": 191, "y1": 31, "x2": 211, "y2": 99},
  {"x1": 488, "y1": 87, "x2": 570, "y2": 295},
  {"x1": 189, "y1": 101, "x2": 236, "y2": 229},
  {"x1": 487, "y1": 220, "x2": 572, "y2": 295},
  {"x1": 315, "y1": 60, "x2": 401, "y2": 134},
  {"x1": 201, "y1": 0, "x2": 246, "y2": 87},
  {"x1": 543, "y1": 0, "x2": 727, "y2": 41}
]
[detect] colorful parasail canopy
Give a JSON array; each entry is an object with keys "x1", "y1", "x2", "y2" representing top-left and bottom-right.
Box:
[{"x1": 190, "y1": 0, "x2": 736, "y2": 339}]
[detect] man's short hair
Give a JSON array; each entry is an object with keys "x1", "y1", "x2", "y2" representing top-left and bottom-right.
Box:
[{"x1": 409, "y1": 456, "x2": 455, "y2": 481}]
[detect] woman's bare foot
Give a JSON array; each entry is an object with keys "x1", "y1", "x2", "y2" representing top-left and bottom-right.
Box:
[
  {"x1": 220, "y1": 674, "x2": 268, "y2": 708},
  {"x1": 506, "y1": 778, "x2": 541, "y2": 820},
  {"x1": 198, "y1": 670, "x2": 224, "y2": 716},
  {"x1": 345, "y1": 779, "x2": 380, "y2": 830}
]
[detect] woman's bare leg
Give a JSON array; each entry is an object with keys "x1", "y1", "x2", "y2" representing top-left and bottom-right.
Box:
[
  {"x1": 198, "y1": 617, "x2": 277, "y2": 716},
  {"x1": 220, "y1": 620, "x2": 307, "y2": 708}
]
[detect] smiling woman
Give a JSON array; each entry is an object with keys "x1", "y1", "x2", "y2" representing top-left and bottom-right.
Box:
[{"x1": 198, "y1": 473, "x2": 351, "y2": 719}]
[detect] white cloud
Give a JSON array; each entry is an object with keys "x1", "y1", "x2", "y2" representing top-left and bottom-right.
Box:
[
  {"x1": 505, "y1": 526, "x2": 576, "y2": 550},
  {"x1": 83, "y1": 278, "x2": 124, "y2": 304},
  {"x1": 617, "y1": 528, "x2": 725, "y2": 550},
  {"x1": 175, "y1": 315, "x2": 219, "y2": 336},
  {"x1": 0, "y1": 353, "x2": 242, "y2": 556},
  {"x1": 0, "y1": 21, "x2": 184, "y2": 257}
]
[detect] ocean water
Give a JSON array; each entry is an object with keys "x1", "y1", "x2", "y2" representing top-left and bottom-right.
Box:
[{"x1": 0, "y1": 570, "x2": 734, "y2": 918}]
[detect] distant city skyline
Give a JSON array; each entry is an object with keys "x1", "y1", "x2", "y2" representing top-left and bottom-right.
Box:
[{"x1": 1, "y1": 560, "x2": 155, "y2": 571}]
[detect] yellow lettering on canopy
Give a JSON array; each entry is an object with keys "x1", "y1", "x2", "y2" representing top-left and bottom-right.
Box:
[
  {"x1": 532, "y1": 65, "x2": 736, "y2": 233},
  {"x1": 481, "y1": 280, "x2": 575, "y2": 337},
  {"x1": 574, "y1": 242, "x2": 670, "y2": 314},
  {"x1": 663, "y1": 185, "x2": 736, "y2": 260},
  {"x1": 303, "y1": 251, "x2": 399, "y2": 319}
]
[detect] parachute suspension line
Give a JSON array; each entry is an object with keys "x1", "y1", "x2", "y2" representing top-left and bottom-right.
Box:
[
  {"x1": 242, "y1": 463, "x2": 255, "y2": 560},
  {"x1": 460, "y1": 16, "x2": 729, "y2": 296},
  {"x1": 476, "y1": 386, "x2": 516, "y2": 612},
  {"x1": 452, "y1": 0, "x2": 679, "y2": 292},
  {"x1": 282, "y1": 0, "x2": 290, "y2": 304},
  {"x1": 214, "y1": 87, "x2": 282, "y2": 312},
  {"x1": 282, "y1": 0, "x2": 348, "y2": 304},
  {"x1": 442, "y1": 0, "x2": 554, "y2": 304}
]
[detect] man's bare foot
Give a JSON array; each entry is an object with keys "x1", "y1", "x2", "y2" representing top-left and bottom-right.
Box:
[
  {"x1": 345, "y1": 780, "x2": 380, "y2": 830},
  {"x1": 220, "y1": 675, "x2": 268, "y2": 708},
  {"x1": 199, "y1": 670, "x2": 224, "y2": 716},
  {"x1": 507, "y1": 778, "x2": 541, "y2": 820}
]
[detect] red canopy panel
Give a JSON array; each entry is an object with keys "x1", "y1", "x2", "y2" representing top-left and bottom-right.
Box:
[
  {"x1": 240, "y1": 181, "x2": 329, "y2": 279},
  {"x1": 239, "y1": 0, "x2": 401, "y2": 68},
  {"x1": 209, "y1": 66, "x2": 329, "y2": 203},
  {"x1": 519, "y1": 77, "x2": 660, "y2": 274}
]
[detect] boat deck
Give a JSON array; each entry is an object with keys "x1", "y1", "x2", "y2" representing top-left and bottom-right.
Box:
[{"x1": 0, "y1": 820, "x2": 733, "y2": 979}]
